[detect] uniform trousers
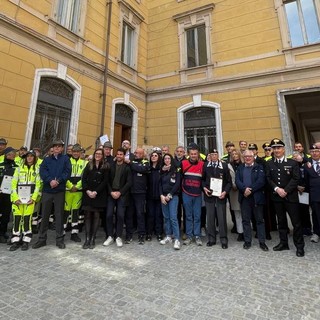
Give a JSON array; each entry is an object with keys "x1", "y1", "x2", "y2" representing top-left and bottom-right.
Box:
[
  {"x1": 205, "y1": 198, "x2": 228, "y2": 245},
  {"x1": 131, "y1": 193, "x2": 146, "y2": 236},
  {"x1": 12, "y1": 202, "x2": 35, "y2": 243},
  {"x1": 273, "y1": 200, "x2": 304, "y2": 249}
]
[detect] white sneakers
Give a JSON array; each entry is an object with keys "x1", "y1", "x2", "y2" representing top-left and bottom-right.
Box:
[
  {"x1": 103, "y1": 236, "x2": 114, "y2": 246},
  {"x1": 160, "y1": 236, "x2": 172, "y2": 245},
  {"x1": 173, "y1": 239, "x2": 181, "y2": 250},
  {"x1": 116, "y1": 237, "x2": 123, "y2": 247},
  {"x1": 311, "y1": 234, "x2": 319, "y2": 243},
  {"x1": 160, "y1": 236, "x2": 181, "y2": 250},
  {"x1": 103, "y1": 236, "x2": 123, "y2": 247}
]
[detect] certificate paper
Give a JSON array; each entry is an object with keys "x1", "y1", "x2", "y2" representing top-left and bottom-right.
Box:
[
  {"x1": 0, "y1": 175, "x2": 13, "y2": 194},
  {"x1": 210, "y1": 178, "x2": 223, "y2": 197},
  {"x1": 18, "y1": 185, "x2": 32, "y2": 204},
  {"x1": 298, "y1": 192, "x2": 309, "y2": 205}
]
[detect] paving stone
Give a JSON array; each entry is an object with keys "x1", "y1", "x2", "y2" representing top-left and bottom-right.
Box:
[{"x1": 0, "y1": 227, "x2": 320, "y2": 319}]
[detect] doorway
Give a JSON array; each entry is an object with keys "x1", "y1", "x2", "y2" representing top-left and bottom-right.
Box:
[
  {"x1": 113, "y1": 104, "x2": 133, "y2": 151},
  {"x1": 279, "y1": 88, "x2": 320, "y2": 152}
]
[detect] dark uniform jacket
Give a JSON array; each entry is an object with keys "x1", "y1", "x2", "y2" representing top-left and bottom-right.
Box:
[
  {"x1": 235, "y1": 163, "x2": 266, "y2": 205},
  {"x1": 265, "y1": 157, "x2": 300, "y2": 203},
  {"x1": 202, "y1": 160, "x2": 231, "y2": 203},
  {"x1": 130, "y1": 158, "x2": 149, "y2": 194}
]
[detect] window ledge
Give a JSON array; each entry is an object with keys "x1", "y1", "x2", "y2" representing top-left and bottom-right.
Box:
[
  {"x1": 282, "y1": 42, "x2": 320, "y2": 65},
  {"x1": 117, "y1": 60, "x2": 138, "y2": 83},
  {"x1": 48, "y1": 18, "x2": 85, "y2": 52},
  {"x1": 179, "y1": 64, "x2": 214, "y2": 83}
]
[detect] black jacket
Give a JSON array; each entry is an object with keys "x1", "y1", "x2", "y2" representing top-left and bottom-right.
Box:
[
  {"x1": 82, "y1": 163, "x2": 109, "y2": 208},
  {"x1": 130, "y1": 158, "x2": 149, "y2": 194},
  {"x1": 202, "y1": 160, "x2": 231, "y2": 202},
  {"x1": 159, "y1": 168, "x2": 181, "y2": 196},
  {"x1": 265, "y1": 158, "x2": 299, "y2": 203},
  {"x1": 107, "y1": 162, "x2": 132, "y2": 205}
]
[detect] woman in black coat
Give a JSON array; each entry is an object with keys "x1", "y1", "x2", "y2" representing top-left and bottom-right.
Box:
[{"x1": 81, "y1": 148, "x2": 109, "y2": 249}]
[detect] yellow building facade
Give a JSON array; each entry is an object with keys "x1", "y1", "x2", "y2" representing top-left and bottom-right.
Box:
[{"x1": 1, "y1": 0, "x2": 320, "y2": 155}]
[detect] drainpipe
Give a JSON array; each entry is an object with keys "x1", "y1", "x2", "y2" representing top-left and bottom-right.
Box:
[{"x1": 98, "y1": 0, "x2": 113, "y2": 146}]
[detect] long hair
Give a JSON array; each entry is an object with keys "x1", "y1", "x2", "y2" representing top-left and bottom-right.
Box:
[
  {"x1": 230, "y1": 149, "x2": 243, "y2": 164},
  {"x1": 160, "y1": 153, "x2": 177, "y2": 175},
  {"x1": 23, "y1": 154, "x2": 37, "y2": 170},
  {"x1": 149, "y1": 151, "x2": 162, "y2": 168},
  {"x1": 88, "y1": 148, "x2": 109, "y2": 170}
]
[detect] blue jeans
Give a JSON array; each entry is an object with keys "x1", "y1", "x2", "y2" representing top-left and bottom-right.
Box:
[
  {"x1": 182, "y1": 193, "x2": 201, "y2": 238},
  {"x1": 161, "y1": 195, "x2": 180, "y2": 240}
]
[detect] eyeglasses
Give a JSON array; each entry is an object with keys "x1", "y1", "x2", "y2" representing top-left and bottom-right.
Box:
[{"x1": 95, "y1": 153, "x2": 103, "y2": 156}]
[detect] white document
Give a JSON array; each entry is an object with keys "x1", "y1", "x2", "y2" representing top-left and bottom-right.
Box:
[
  {"x1": 99, "y1": 134, "x2": 109, "y2": 146},
  {"x1": 210, "y1": 178, "x2": 223, "y2": 197},
  {"x1": 0, "y1": 175, "x2": 13, "y2": 194},
  {"x1": 298, "y1": 192, "x2": 309, "y2": 205},
  {"x1": 18, "y1": 185, "x2": 32, "y2": 204}
]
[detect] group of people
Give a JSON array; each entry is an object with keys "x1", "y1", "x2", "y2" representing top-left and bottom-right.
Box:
[{"x1": 0, "y1": 136, "x2": 319, "y2": 257}]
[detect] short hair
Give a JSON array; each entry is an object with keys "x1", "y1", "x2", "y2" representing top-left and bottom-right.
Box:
[{"x1": 116, "y1": 147, "x2": 126, "y2": 154}]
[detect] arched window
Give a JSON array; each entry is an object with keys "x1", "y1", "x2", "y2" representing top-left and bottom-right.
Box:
[
  {"x1": 184, "y1": 107, "x2": 216, "y2": 154},
  {"x1": 31, "y1": 77, "x2": 73, "y2": 152}
]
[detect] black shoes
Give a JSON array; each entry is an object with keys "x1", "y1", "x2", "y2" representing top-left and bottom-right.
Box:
[
  {"x1": 296, "y1": 249, "x2": 305, "y2": 257},
  {"x1": 138, "y1": 235, "x2": 145, "y2": 245},
  {"x1": 221, "y1": 243, "x2": 228, "y2": 249},
  {"x1": 56, "y1": 242, "x2": 66, "y2": 249},
  {"x1": 206, "y1": 241, "x2": 216, "y2": 247},
  {"x1": 21, "y1": 242, "x2": 29, "y2": 251},
  {"x1": 243, "y1": 242, "x2": 251, "y2": 250},
  {"x1": 157, "y1": 235, "x2": 162, "y2": 241},
  {"x1": 89, "y1": 239, "x2": 95, "y2": 249},
  {"x1": 266, "y1": 233, "x2": 272, "y2": 240},
  {"x1": 237, "y1": 233, "x2": 244, "y2": 242},
  {"x1": 146, "y1": 234, "x2": 152, "y2": 241},
  {"x1": 83, "y1": 240, "x2": 90, "y2": 249},
  {"x1": 231, "y1": 226, "x2": 237, "y2": 234},
  {"x1": 71, "y1": 233, "x2": 81, "y2": 242},
  {"x1": 32, "y1": 241, "x2": 46, "y2": 249},
  {"x1": 273, "y1": 243, "x2": 289, "y2": 251},
  {"x1": 9, "y1": 243, "x2": 21, "y2": 251},
  {"x1": 259, "y1": 243, "x2": 269, "y2": 251}
]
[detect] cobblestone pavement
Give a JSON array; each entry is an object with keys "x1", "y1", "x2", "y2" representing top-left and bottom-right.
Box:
[{"x1": 0, "y1": 227, "x2": 320, "y2": 320}]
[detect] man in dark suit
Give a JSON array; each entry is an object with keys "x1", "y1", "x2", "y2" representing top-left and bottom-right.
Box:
[
  {"x1": 235, "y1": 149, "x2": 268, "y2": 251},
  {"x1": 202, "y1": 149, "x2": 231, "y2": 249},
  {"x1": 265, "y1": 138, "x2": 305, "y2": 257},
  {"x1": 303, "y1": 144, "x2": 320, "y2": 244}
]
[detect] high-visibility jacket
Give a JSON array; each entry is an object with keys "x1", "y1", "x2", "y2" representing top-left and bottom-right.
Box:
[
  {"x1": 66, "y1": 157, "x2": 87, "y2": 191},
  {"x1": 11, "y1": 164, "x2": 42, "y2": 203}
]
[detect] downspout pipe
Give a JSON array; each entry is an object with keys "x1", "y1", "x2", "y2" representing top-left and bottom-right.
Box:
[{"x1": 99, "y1": 0, "x2": 113, "y2": 145}]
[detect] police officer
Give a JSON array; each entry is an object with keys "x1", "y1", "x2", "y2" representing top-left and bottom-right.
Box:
[
  {"x1": 129, "y1": 147, "x2": 149, "y2": 244},
  {"x1": 265, "y1": 138, "x2": 305, "y2": 257},
  {"x1": 64, "y1": 143, "x2": 86, "y2": 242}
]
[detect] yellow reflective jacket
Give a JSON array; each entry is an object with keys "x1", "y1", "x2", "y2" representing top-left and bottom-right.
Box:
[
  {"x1": 66, "y1": 157, "x2": 87, "y2": 190},
  {"x1": 11, "y1": 164, "x2": 42, "y2": 203}
]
